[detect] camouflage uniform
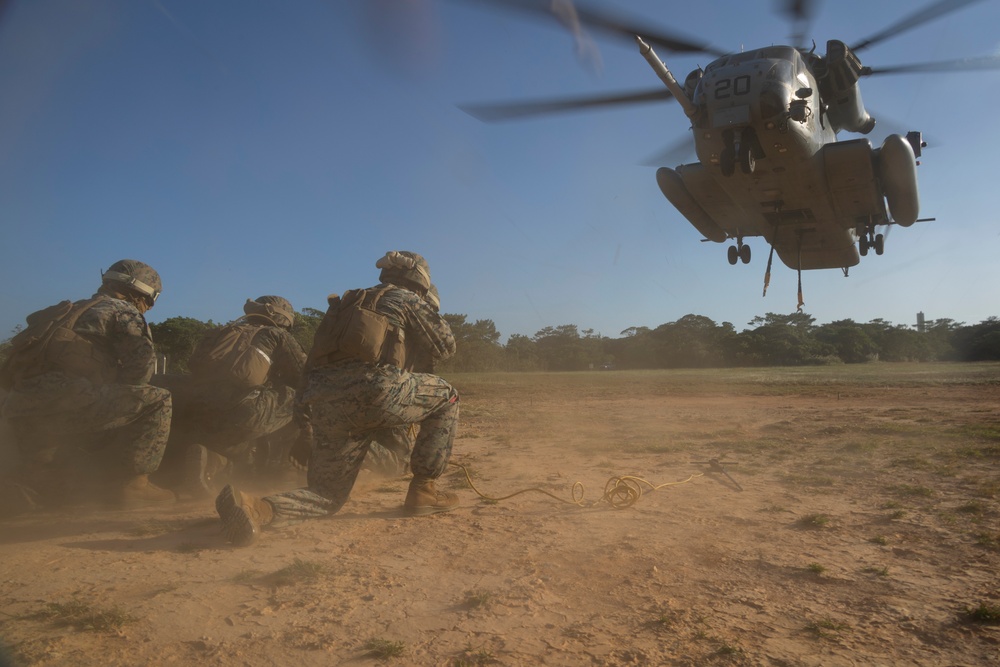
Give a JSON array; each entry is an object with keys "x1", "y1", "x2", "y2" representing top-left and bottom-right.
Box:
[
  {"x1": 182, "y1": 322, "x2": 306, "y2": 461},
  {"x1": 363, "y1": 425, "x2": 413, "y2": 477},
  {"x1": 2, "y1": 294, "x2": 171, "y2": 493},
  {"x1": 357, "y1": 290, "x2": 439, "y2": 479},
  {"x1": 264, "y1": 283, "x2": 457, "y2": 521}
]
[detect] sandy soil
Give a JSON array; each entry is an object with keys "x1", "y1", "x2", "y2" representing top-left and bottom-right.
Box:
[{"x1": 1, "y1": 364, "x2": 998, "y2": 666}]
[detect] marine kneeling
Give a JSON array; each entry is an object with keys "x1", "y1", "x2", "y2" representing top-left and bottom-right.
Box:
[
  {"x1": 1, "y1": 260, "x2": 174, "y2": 511},
  {"x1": 216, "y1": 250, "x2": 460, "y2": 546}
]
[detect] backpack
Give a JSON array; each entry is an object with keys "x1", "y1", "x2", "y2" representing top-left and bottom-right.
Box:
[
  {"x1": 0, "y1": 298, "x2": 103, "y2": 390},
  {"x1": 307, "y1": 286, "x2": 406, "y2": 369},
  {"x1": 189, "y1": 322, "x2": 272, "y2": 388}
]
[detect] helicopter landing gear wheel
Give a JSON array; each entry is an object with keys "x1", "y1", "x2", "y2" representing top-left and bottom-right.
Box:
[
  {"x1": 720, "y1": 147, "x2": 735, "y2": 177},
  {"x1": 859, "y1": 227, "x2": 884, "y2": 257},
  {"x1": 739, "y1": 142, "x2": 755, "y2": 174},
  {"x1": 728, "y1": 237, "x2": 750, "y2": 265}
]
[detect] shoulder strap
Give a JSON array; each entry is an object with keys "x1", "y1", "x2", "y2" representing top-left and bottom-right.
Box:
[{"x1": 35, "y1": 297, "x2": 103, "y2": 352}]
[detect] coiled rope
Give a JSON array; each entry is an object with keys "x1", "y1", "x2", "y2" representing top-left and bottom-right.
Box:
[{"x1": 448, "y1": 461, "x2": 703, "y2": 510}]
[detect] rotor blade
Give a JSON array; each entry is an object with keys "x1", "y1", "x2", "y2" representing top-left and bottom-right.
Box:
[
  {"x1": 777, "y1": 0, "x2": 816, "y2": 21},
  {"x1": 775, "y1": 0, "x2": 819, "y2": 49},
  {"x1": 640, "y1": 134, "x2": 697, "y2": 167},
  {"x1": 850, "y1": 0, "x2": 988, "y2": 52},
  {"x1": 862, "y1": 54, "x2": 1000, "y2": 75},
  {"x1": 459, "y1": 88, "x2": 673, "y2": 122},
  {"x1": 864, "y1": 108, "x2": 937, "y2": 148},
  {"x1": 458, "y1": 0, "x2": 727, "y2": 57}
]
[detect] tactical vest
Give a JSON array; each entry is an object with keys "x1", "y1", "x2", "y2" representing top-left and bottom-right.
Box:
[
  {"x1": 307, "y1": 286, "x2": 406, "y2": 369},
  {"x1": 188, "y1": 322, "x2": 272, "y2": 388},
  {"x1": 0, "y1": 298, "x2": 113, "y2": 389}
]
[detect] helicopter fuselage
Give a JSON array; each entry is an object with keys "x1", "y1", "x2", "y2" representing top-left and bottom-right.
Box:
[{"x1": 652, "y1": 43, "x2": 919, "y2": 270}]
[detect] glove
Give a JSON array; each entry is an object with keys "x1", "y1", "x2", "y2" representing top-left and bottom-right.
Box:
[{"x1": 288, "y1": 423, "x2": 313, "y2": 470}]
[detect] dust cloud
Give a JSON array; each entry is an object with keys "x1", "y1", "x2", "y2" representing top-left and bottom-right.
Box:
[{"x1": 1, "y1": 365, "x2": 999, "y2": 665}]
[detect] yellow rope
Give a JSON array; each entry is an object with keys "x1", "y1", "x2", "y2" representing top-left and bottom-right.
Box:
[{"x1": 447, "y1": 461, "x2": 703, "y2": 510}]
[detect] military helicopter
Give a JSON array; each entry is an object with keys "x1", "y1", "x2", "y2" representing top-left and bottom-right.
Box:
[{"x1": 458, "y1": 0, "x2": 1000, "y2": 298}]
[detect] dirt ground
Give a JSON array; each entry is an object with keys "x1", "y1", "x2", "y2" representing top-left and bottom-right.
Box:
[{"x1": 1, "y1": 363, "x2": 998, "y2": 666}]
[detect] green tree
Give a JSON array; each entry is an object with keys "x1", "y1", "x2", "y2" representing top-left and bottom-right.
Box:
[
  {"x1": 606, "y1": 326, "x2": 655, "y2": 369},
  {"x1": 649, "y1": 315, "x2": 736, "y2": 368},
  {"x1": 149, "y1": 317, "x2": 215, "y2": 373},
  {"x1": 953, "y1": 317, "x2": 1000, "y2": 360},
  {"x1": 815, "y1": 319, "x2": 878, "y2": 363},
  {"x1": 581, "y1": 328, "x2": 612, "y2": 369},
  {"x1": 923, "y1": 318, "x2": 961, "y2": 361},
  {"x1": 534, "y1": 325, "x2": 583, "y2": 371},
  {"x1": 438, "y1": 314, "x2": 506, "y2": 372},
  {"x1": 860, "y1": 319, "x2": 925, "y2": 361},
  {"x1": 504, "y1": 333, "x2": 540, "y2": 371},
  {"x1": 738, "y1": 312, "x2": 837, "y2": 366},
  {"x1": 292, "y1": 307, "x2": 326, "y2": 355},
  {"x1": 748, "y1": 312, "x2": 817, "y2": 330}
]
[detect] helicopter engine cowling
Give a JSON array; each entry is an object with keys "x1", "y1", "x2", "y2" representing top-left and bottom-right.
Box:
[
  {"x1": 656, "y1": 166, "x2": 727, "y2": 243},
  {"x1": 876, "y1": 134, "x2": 919, "y2": 227},
  {"x1": 818, "y1": 40, "x2": 875, "y2": 135}
]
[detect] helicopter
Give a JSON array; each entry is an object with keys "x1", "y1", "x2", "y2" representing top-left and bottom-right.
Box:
[{"x1": 458, "y1": 0, "x2": 1000, "y2": 296}]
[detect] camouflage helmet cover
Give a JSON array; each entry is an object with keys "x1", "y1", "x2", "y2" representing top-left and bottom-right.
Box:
[
  {"x1": 376, "y1": 250, "x2": 431, "y2": 292},
  {"x1": 244, "y1": 295, "x2": 294, "y2": 328},
  {"x1": 102, "y1": 259, "x2": 162, "y2": 304}
]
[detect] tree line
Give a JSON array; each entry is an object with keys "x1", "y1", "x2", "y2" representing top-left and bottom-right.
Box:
[
  {"x1": 134, "y1": 310, "x2": 1000, "y2": 374},
  {"x1": 4, "y1": 309, "x2": 996, "y2": 375}
]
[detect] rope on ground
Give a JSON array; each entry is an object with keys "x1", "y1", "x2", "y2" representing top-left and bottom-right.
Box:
[{"x1": 447, "y1": 461, "x2": 703, "y2": 510}]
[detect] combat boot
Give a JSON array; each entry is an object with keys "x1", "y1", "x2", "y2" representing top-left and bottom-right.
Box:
[
  {"x1": 121, "y1": 474, "x2": 176, "y2": 508},
  {"x1": 185, "y1": 444, "x2": 232, "y2": 498},
  {"x1": 215, "y1": 484, "x2": 273, "y2": 546},
  {"x1": 404, "y1": 475, "x2": 459, "y2": 516}
]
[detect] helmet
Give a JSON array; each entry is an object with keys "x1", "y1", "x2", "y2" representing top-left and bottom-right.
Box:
[
  {"x1": 102, "y1": 259, "x2": 162, "y2": 305},
  {"x1": 376, "y1": 250, "x2": 431, "y2": 292},
  {"x1": 425, "y1": 284, "x2": 440, "y2": 312},
  {"x1": 244, "y1": 295, "x2": 294, "y2": 328}
]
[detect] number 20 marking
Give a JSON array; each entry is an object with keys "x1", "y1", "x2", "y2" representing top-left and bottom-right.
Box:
[{"x1": 715, "y1": 75, "x2": 751, "y2": 99}]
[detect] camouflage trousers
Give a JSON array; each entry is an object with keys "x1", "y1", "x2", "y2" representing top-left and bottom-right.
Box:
[
  {"x1": 174, "y1": 384, "x2": 299, "y2": 462},
  {"x1": 2, "y1": 373, "x2": 172, "y2": 492},
  {"x1": 265, "y1": 363, "x2": 458, "y2": 521},
  {"x1": 362, "y1": 425, "x2": 414, "y2": 477}
]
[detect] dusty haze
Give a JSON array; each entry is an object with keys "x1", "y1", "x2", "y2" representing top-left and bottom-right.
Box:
[{"x1": 1, "y1": 364, "x2": 999, "y2": 666}]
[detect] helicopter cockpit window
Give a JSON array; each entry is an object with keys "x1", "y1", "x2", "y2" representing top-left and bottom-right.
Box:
[
  {"x1": 727, "y1": 51, "x2": 761, "y2": 66},
  {"x1": 704, "y1": 55, "x2": 729, "y2": 73},
  {"x1": 693, "y1": 79, "x2": 706, "y2": 106},
  {"x1": 759, "y1": 46, "x2": 797, "y2": 62},
  {"x1": 684, "y1": 68, "x2": 704, "y2": 103}
]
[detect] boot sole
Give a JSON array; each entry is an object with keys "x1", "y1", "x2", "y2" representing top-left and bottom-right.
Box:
[
  {"x1": 215, "y1": 483, "x2": 236, "y2": 518},
  {"x1": 215, "y1": 484, "x2": 261, "y2": 546},
  {"x1": 223, "y1": 506, "x2": 260, "y2": 546},
  {"x1": 403, "y1": 504, "x2": 459, "y2": 516}
]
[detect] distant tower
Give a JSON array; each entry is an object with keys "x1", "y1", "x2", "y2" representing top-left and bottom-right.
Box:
[{"x1": 917, "y1": 311, "x2": 926, "y2": 332}]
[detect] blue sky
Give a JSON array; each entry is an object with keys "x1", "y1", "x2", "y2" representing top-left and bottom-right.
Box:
[{"x1": 2, "y1": 0, "x2": 999, "y2": 342}]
